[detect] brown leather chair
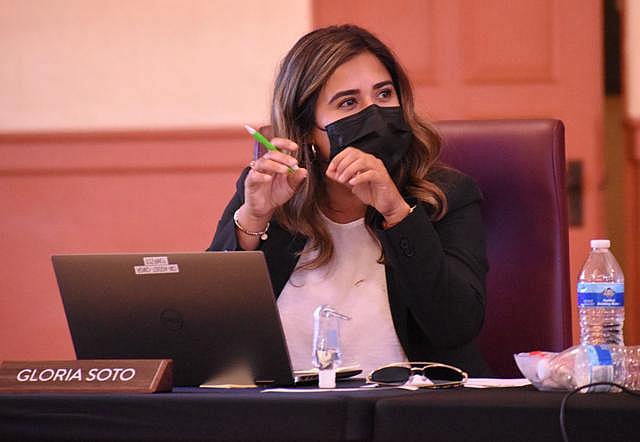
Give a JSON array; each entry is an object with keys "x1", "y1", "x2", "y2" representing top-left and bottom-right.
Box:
[{"x1": 254, "y1": 119, "x2": 572, "y2": 377}]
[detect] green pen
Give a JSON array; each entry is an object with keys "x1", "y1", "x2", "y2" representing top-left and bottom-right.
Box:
[{"x1": 244, "y1": 125, "x2": 297, "y2": 173}]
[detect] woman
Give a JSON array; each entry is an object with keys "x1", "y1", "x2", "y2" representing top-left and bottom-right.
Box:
[{"x1": 209, "y1": 25, "x2": 491, "y2": 377}]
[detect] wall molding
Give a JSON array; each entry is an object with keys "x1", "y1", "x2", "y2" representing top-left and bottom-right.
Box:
[
  {"x1": 0, "y1": 127, "x2": 246, "y2": 143},
  {"x1": 0, "y1": 127, "x2": 252, "y2": 175}
]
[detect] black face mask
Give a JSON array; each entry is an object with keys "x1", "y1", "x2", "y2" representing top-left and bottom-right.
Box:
[{"x1": 321, "y1": 105, "x2": 412, "y2": 172}]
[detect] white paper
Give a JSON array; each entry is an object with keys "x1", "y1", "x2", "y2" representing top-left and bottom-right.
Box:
[
  {"x1": 199, "y1": 383, "x2": 258, "y2": 389},
  {"x1": 464, "y1": 378, "x2": 531, "y2": 388},
  {"x1": 262, "y1": 385, "x2": 418, "y2": 393}
]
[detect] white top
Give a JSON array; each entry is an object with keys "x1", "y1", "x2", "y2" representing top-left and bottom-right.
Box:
[{"x1": 277, "y1": 212, "x2": 408, "y2": 376}]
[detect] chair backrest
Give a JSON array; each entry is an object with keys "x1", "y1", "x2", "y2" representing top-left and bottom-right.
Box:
[
  {"x1": 253, "y1": 119, "x2": 573, "y2": 378},
  {"x1": 436, "y1": 119, "x2": 572, "y2": 377}
]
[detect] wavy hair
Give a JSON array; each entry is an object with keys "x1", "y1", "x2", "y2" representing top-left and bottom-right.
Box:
[{"x1": 270, "y1": 24, "x2": 447, "y2": 269}]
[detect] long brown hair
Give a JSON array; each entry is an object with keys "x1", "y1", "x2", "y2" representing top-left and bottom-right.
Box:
[{"x1": 270, "y1": 24, "x2": 446, "y2": 269}]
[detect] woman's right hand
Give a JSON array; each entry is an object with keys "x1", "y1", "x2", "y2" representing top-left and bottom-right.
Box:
[{"x1": 240, "y1": 137, "x2": 307, "y2": 223}]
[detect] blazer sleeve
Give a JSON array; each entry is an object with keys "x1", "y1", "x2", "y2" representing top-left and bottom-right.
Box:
[
  {"x1": 207, "y1": 169, "x2": 306, "y2": 294},
  {"x1": 207, "y1": 168, "x2": 250, "y2": 252},
  {"x1": 377, "y1": 168, "x2": 488, "y2": 349}
]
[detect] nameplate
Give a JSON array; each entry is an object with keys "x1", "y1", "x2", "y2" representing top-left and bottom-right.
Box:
[{"x1": 0, "y1": 359, "x2": 172, "y2": 393}]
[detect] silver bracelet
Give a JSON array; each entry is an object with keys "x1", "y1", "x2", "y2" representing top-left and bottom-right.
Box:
[
  {"x1": 382, "y1": 205, "x2": 417, "y2": 229},
  {"x1": 233, "y1": 209, "x2": 269, "y2": 241}
]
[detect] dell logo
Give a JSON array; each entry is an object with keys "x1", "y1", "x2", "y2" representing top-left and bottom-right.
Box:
[{"x1": 160, "y1": 309, "x2": 184, "y2": 331}]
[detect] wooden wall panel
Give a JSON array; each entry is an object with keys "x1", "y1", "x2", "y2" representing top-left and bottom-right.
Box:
[
  {"x1": 0, "y1": 129, "x2": 250, "y2": 360},
  {"x1": 461, "y1": 0, "x2": 554, "y2": 83},
  {"x1": 312, "y1": 0, "x2": 438, "y2": 85},
  {"x1": 624, "y1": 118, "x2": 640, "y2": 342}
]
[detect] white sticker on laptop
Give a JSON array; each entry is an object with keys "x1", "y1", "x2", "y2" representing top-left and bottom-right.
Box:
[
  {"x1": 134, "y1": 256, "x2": 179, "y2": 275},
  {"x1": 143, "y1": 256, "x2": 169, "y2": 266}
]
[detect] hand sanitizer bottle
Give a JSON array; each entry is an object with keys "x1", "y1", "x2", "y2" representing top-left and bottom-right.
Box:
[{"x1": 312, "y1": 305, "x2": 350, "y2": 388}]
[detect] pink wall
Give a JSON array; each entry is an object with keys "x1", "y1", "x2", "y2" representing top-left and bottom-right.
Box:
[
  {"x1": 0, "y1": 130, "x2": 249, "y2": 359},
  {"x1": 622, "y1": 0, "x2": 640, "y2": 341},
  {"x1": 0, "y1": 1, "x2": 310, "y2": 131},
  {"x1": 0, "y1": 1, "x2": 311, "y2": 360}
]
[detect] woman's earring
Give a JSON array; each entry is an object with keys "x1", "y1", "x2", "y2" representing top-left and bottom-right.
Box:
[{"x1": 310, "y1": 144, "x2": 317, "y2": 161}]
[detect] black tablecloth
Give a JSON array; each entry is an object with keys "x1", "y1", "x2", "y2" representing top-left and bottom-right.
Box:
[
  {"x1": 0, "y1": 383, "x2": 415, "y2": 441},
  {"x1": 373, "y1": 386, "x2": 640, "y2": 442},
  {"x1": 1, "y1": 383, "x2": 639, "y2": 441}
]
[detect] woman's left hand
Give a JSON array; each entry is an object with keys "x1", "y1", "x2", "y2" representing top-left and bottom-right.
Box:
[{"x1": 326, "y1": 147, "x2": 410, "y2": 226}]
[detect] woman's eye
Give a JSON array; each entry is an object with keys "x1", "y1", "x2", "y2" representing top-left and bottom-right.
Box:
[
  {"x1": 338, "y1": 97, "x2": 356, "y2": 108},
  {"x1": 378, "y1": 88, "x2": 394, "y2": 100}
]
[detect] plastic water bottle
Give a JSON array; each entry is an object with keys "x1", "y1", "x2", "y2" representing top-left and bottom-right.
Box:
[
  {"x1": 536, "y1": 344, "x2": 640, "y2": 393},
  {"x1": 312, "y1": 305, "x2": 350, "y2": 388},
  {"x1": 577, "y1": 239, "x2": 625, "y2": 345}
]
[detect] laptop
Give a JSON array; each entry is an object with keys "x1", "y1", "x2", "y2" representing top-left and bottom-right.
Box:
[{"x1": 52, "y1": 251, "x2": 360, "y2": 387}]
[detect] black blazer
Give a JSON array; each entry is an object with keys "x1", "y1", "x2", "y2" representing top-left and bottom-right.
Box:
[{"x1": 209, "y1": 166, "x2": 492, "y2": 376}]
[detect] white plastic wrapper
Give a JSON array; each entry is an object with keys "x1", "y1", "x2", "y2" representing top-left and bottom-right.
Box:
[{"x1": 513, "y1": 351, "x2": 562, "y2": 391}]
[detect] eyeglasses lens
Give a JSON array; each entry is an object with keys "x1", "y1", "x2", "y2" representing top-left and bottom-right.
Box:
[
  {"x1": 369, "y1": 366, "x2": 412, "y2": 384},
  {"x1": 422, "y1": 366, "x2": 464, "y2": 384}
]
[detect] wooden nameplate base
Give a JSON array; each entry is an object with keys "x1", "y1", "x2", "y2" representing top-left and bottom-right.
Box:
[{"x1": 0, "y1": 359, "x2": 172, "y2": 393}]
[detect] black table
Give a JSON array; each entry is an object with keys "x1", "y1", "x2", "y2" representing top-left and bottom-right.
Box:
[
  {"x1": 0, "y1": 383, "x2": 412, "y2": 441},
  {"x1": 1, "y1": 383, "x2": 638, "y2": 441},
  {"x1": 373, "y1": 386, "x2": 640, "y2": 442}
]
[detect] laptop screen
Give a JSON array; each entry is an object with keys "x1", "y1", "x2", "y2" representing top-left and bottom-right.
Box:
[{"x1": 52, "y1": 251, "x2": 295, "y2": 387}]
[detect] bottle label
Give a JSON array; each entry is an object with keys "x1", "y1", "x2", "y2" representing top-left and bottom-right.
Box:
[
  {"x1": 586, "y1": 345, "x2": 614, "y2": 392},
  {"x1": 577, "y1": 282, "x2": 624, "y2": 307}
]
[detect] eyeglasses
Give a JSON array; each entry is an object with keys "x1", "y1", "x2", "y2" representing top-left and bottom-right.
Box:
[{"x1": 366, "y1": 362, "x2": 468, "y2": 388}]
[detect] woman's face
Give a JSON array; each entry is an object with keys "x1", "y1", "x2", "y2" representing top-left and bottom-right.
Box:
[{"x1": 312, "y1": 51, "x2": 399, "y2": 159}]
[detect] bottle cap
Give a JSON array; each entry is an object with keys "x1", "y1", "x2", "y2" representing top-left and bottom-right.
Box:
[{"x1": 590, "y1": 239, "x2": 611, "y2": 249}]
